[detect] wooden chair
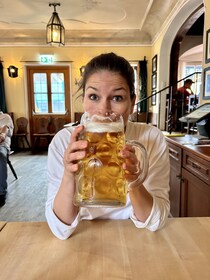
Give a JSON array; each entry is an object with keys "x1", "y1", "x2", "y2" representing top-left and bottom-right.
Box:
[
  {"x1": 53, "y1": 117, "x2": 66, "y2": 133},
  {"x1": 129, "y1": 112, "x2": 148, "y2": 123},
  {"x1": 74, "y1": 112, "x2": 83, "y2": 123},
  {"x1": 32, "y1": 117, "x2": 50, "y2": 152},
  {"x1": 7, "y1": 151, "x2": 18, "y2": 180},
  {"x1": 49, "y1": 117, "x2": 66, "y2": 138},
  {"x1": 13, "y1": 117, "x2": 31, "y2": 150}
]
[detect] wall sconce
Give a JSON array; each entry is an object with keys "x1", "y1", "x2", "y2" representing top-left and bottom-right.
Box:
[
  {"x1": 46, "y1": 3, "x2": 65, "y2": 46},
  {"x1": 75, "y1": 65, "x2": 85, "y2": 86},
  {"x1": 80, "y1": 66, "x2": 85, "y2": 77},
  {"x1": 7, "y1": 65, "x2": 18, "y2": 78}
]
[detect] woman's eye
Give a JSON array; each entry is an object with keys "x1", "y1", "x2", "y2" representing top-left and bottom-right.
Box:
[
  {"x1": 112, "y1": 96, "x2": 123, "y2": 102},
  {"x1": 89, "y1": 94, "x2": 99, "y2": 101}
]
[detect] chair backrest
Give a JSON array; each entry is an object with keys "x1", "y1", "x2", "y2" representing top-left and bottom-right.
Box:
[
  {"x1": 16, "y1": 117, "x2": 28, "y2": 134},
  {"x1": 35, "y1": 117, "x2": 49, "y2": 134},
  {"x1": 53, "y1": 117, "x2": 66, "y2": 133},
  {"x1": 74, "y1": 112, "x2": 83, "y2": 122},
  {"x1": 129, "y1": 112, "x2": 148, "y2": 123}
]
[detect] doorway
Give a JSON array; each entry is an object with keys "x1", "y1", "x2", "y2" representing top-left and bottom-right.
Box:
[
  {"x1": 26, "y1": 65, "x2": 71, "y2": 149},
  {"x1": 158, "y1": 0, "x2": 204, "y2": 130}
]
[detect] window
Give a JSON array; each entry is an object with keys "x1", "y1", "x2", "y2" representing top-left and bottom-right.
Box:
[
  {"x1": 33, "y1": 72, "x2": 65, "y2": 114},
  {"x1": 27, "y1": 66, "x2": 70, "y2": 116},
  {"x1": 33, "y1": 73, "x2": 48, "y2": 113},
  {"x1": 51, "y1": 73, "x2": 65, "y2": 113}
]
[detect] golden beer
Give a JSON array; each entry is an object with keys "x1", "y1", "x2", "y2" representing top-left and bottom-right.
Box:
[{"x1": 74, "y1": 121, "x2": 127, "y2": 207}]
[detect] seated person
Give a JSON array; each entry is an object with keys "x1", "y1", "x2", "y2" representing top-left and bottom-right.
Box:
[{"x1": 0, "y1": 111, "x2": 14, "y2": 207}]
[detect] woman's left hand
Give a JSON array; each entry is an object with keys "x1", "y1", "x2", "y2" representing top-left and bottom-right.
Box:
[{"x1": 121, "y1": 144, "x2": 140, "y2": 182}]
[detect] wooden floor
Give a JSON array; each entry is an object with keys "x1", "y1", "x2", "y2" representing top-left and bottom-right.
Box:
[{"x1": 0, "y1": 151, "x2": 48, "y2": 222}]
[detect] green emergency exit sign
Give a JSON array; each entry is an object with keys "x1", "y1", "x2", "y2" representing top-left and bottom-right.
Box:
[{"x1": 40, "y1": 55, "x2": 54, "y2": 63}]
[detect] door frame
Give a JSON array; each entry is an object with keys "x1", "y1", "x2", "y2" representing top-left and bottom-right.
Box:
[{"x1": 26, "y1": 65, "x2": 71, "y2": 147}]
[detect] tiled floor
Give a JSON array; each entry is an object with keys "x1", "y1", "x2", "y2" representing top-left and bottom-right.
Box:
[{"x1": 0, "y1": 151, "x2": 48, "y2": 222}]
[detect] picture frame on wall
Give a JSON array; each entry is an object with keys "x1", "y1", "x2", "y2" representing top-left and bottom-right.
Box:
[
  {"x1": 151, "y1": 90, "x2": 156, "y2": 106},
  {"x1": 203, "y1": 67, "x2": 210, "y2": 100},
  {"x1": 206, "y1": 29, "x2": 210, "y2": 63},
  {"x1": 152, "y1": 55, "x2": 157, "y2": 73},
  {"x1": 152, "y1": 73, "x2": 157, "y2": 89}
]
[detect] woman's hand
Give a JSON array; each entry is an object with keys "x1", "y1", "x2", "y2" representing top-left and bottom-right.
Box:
[
  {"x1": 53, "y1": 126, "x2": 87, "y2": 225},
  {"x1": 63, "y1": 125, "x2": 88, "y2": 177},
  {"x1": 121, "y1": 144, "x2": 140, "y2": 183}
]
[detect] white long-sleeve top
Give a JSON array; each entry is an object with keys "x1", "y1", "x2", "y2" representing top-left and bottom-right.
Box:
[
  {"x1": 46, "y1": 121, "x2": 170, "y2": 240},
  {"x1": 0, "y1": 112, "x2": 14, "y2": 150}
]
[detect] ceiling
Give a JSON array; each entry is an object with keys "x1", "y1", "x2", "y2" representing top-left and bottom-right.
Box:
[
  {"x1": 0, "y1": 0, "x2": 181, "y2": 46},
  {"x1": 179, "y1": 44, "x2": 203, "y2": 61}
]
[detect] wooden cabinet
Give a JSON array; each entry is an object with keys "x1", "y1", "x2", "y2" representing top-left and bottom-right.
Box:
[
  {"x1": 181, "y1": 168, "x2": 210, "y2": 217},
  {"x1": 183, "y1": 150, "x2": 210, "y2": 185},
  {"x1": 168, "y1": 142, "x2": 182, "y2": 217},
  {"x1": 166, "y1": 137, "x2": 210, "y2": 217}
]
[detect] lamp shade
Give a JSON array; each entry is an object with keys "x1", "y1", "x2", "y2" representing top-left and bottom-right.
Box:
[
  {"x1": 8, "y1": 65, "x2": 18, "y2": 78},
  {"x1": 46, "y1": 4, "x2": 65, "y2": 46}
]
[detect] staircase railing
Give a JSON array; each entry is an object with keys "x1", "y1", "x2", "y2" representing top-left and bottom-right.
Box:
[{"x1": 134, "y1": 71, "x2": 202, "y2": 133}]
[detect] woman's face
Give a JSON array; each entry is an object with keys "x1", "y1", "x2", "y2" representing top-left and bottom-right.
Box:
[{"x1": 83, "y1": 70, "x2": 136, "y2": 124}]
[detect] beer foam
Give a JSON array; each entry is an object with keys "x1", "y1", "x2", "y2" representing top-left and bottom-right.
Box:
[{"x1": 86, "y1": 121, "x2": 123, "y2": 133}]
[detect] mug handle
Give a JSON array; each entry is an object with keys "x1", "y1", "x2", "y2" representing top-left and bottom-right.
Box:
[{"x1": 126, "y1": 140, "x2": 149, "y2": 190}]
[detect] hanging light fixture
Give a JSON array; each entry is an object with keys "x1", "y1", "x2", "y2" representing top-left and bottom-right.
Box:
[{"x1": 46, "y1": 3, "x2": 65, "y2": 46}]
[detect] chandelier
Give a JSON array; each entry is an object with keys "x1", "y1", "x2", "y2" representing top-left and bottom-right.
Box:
[{"x1": 46, "y1": 3, "x2": 65, "y2": 46}]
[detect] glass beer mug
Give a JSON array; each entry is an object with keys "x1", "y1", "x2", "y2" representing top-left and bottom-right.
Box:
[{"x1": 73, "y1": 112, "x2": 148, "y2": 207}]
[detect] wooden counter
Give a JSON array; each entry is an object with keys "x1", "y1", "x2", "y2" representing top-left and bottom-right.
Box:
[
  {"x1": 166, "y1": 136, "x2": 210, "y2": 161},
  {"x1": 0, "y1": 218, "x2": 210, "y2": 279}
]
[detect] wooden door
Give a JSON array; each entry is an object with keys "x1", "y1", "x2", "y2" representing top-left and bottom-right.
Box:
[{"x1": 26, "y1": 66, "x2": 71, "y2": 149}]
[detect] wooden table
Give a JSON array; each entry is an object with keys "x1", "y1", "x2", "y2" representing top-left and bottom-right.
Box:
[
  {"x1": 0, "y1": 218, "x2": 210, "y2": 280},
  {"x1": 0, "y1": 221, "x2": 6, "y2": 231}
]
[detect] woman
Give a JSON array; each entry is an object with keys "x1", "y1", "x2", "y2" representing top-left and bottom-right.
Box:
[{"x1": 46, "y1": 52, "x2": 170, "y2": 240}]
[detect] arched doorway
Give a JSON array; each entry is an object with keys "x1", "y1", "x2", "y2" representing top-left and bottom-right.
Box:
[
  {"x1": 158, "y1": 0, "x2": 204, "y2": 130},
  {"x1": 170, "y1": 11, "x2": 204, "y2": 93}
]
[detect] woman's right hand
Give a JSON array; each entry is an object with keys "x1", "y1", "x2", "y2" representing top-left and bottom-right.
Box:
[
  {"x1": 52, "y1": 125, "x2": 87, "y2": 225},
  {"x1": 63, "y1": 125, "x2": 88, "y2": 177}
]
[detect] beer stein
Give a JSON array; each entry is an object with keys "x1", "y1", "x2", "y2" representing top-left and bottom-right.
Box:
[{"x1": 73, "y1": 112, "x2": 148, "y2": 207}]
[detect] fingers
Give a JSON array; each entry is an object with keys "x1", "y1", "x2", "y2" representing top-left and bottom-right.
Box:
[
  {"x1": 121, "y1": 144, "x2": 139, "y2": 168},
  {"x1": 69, "y1": 125, "x2": 84, "y2": 145},
  {"x1": 121, "y1": 144, "x2": 140, "y2": 182},
  {"x1": 121, "y1": 144, "x2": 138, "y2": 160},
  {"x1": 64, "y1": 126, "x2": 88, "y2": 174}
]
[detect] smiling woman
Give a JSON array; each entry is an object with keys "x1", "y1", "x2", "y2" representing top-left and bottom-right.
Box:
[{"x1": 45, "y1": 52, "x2": 170, "y2": 240}]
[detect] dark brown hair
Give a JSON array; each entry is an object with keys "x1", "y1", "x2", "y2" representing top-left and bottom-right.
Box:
[{"x1": 79, "y1": 52, "x2": 135, "y2": 99}]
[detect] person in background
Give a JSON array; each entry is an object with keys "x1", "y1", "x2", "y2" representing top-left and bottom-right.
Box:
[
  {"x1": 46, "y1": 52, "x2": 170, "y2": 240},
  {"x1": 0, "y1": 111, "x2": 14, "y2": 207},
  {"x1": 176, "y1": 79, "x2": 195, "y2": 130},
  {"x1": 177, "y1": 78, "x2": 194, "y2": 98}
]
